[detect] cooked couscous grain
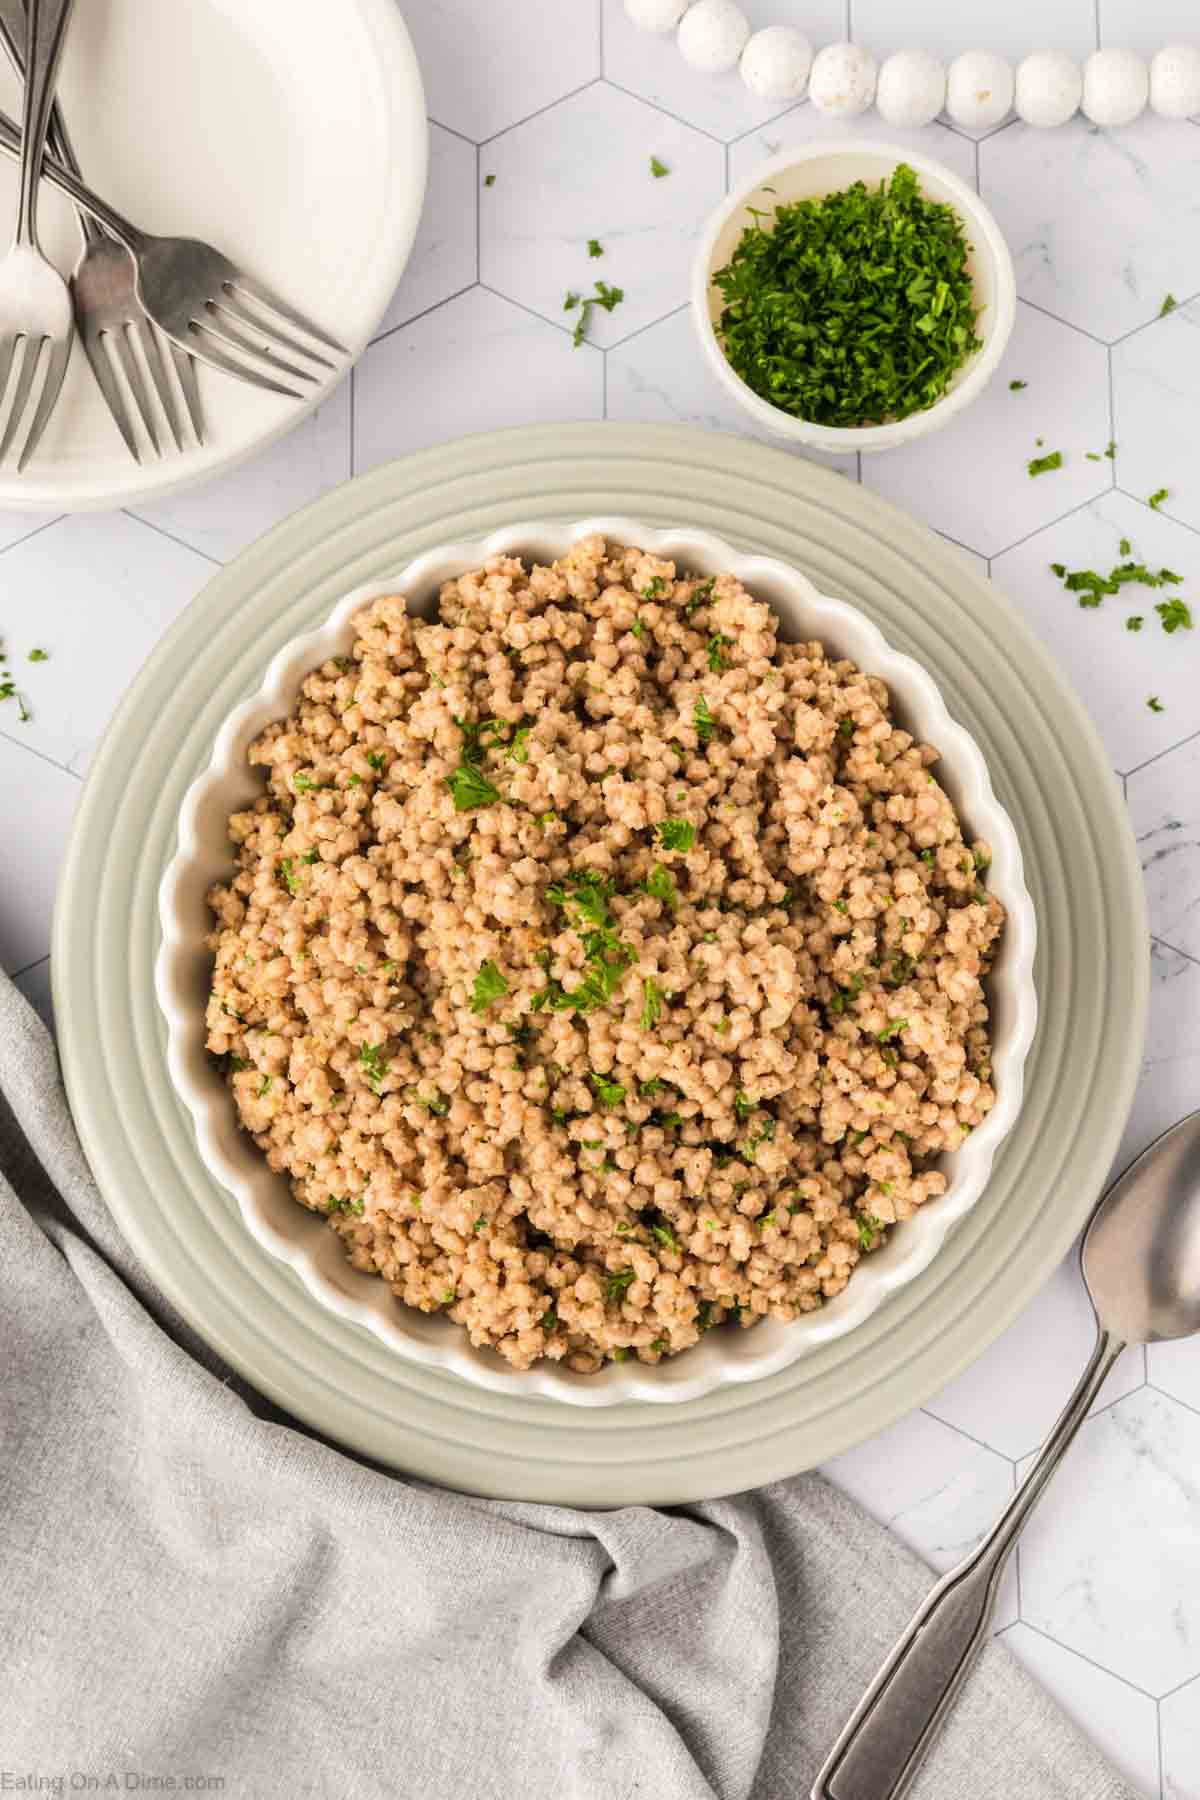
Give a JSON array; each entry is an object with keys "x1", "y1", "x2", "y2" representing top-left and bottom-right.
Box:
[{"x1": 205, "y1": 538, "x2": 1003, "y2": 1372}]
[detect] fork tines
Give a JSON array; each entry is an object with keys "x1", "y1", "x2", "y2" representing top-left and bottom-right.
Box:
[
  {"x1": 186, "y1": 275, "x2": 348, "y2": 400},
  {"x1": 0, "y1": 330, "x2": 71, "y2": 468}
]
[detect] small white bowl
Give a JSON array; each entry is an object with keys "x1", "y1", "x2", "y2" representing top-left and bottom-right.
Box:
[
  {"x1": 156, "y1": 519, "x2": 1037, "y2": 1408},
  {"x1": 692, "y1": 142, "x2": 1017, "y2": 455}
]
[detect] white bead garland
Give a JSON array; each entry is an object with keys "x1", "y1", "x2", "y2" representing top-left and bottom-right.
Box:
[
  {"x1": 677, "y1": 0, "x2": 749, "y2": 74},
  {"x1": 1150, "y1": 44, "x2": 1200, "y2": 118},
  {"x1": 1015, "y1": 51, "x2": 1082, "y2": 128},
  {"x1": 622, "y1": 0, "x2": 691, "y2": 32},
  {"x1": 946, "y1": 51, "x2": 1014, "y2": 129},
  {"x1": 809, "y1": 42, "x2": 877, "y2": 118},
  {"x1": 876, "y1": 50, "x2": 945, "y2": 130},
  {"x1": 1082, "y1": 48, "x2": 1149, "y2": 127},
  {"x1": 740, "y1": 26, "x2": 813, "y2": 100},
  {"x1": 621, "y1": 10, "x2": 1200, "y2": 132}
]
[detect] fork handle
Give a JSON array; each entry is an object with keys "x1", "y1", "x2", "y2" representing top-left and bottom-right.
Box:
[
  {"x1": 0, "y1": 109, "x2": 146, "y2": 250},
  {"x1": 13, "y1": 0, "x2": 75, "y2": 245},
  {"x1": 0, "y1": 0, "x2": 99, "y2": 243}
]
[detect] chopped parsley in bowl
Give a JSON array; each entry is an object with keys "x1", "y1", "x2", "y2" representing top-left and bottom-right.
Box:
[{"x1": 693, "y1": 142, "x2": 1015, "y2": 455}]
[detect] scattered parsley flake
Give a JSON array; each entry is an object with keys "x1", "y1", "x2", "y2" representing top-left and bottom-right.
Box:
[
  {"x1": 469, "y1": 960, "x2": 508, "y2": 1013},
  {"x1": 587, "y1": 238, "x2": 603, "y2": 258},
  {"x1": 484, "y1": 173, "x2": 496, "y2": 187},
  {"x1": 1148, "y1": 487, "x2": 1169, "y2": 510},
  {"x1": 630, "y1": 618, "x2": 645, "y2": 638},
  {"x1": 593, "y1": 279, "x2": 623, "y2": 313},
  {"x1": 857, "y1": 1215, "x2": 884, "y2": 1251},
  {"x1": 1148, "y1": 695, "x2": 1165, "y2": 712},
  {"x1": 707, "y1": 633, "x2": 733, "y2": 672},
  {"x1": 694, "y1": 694, "x2": 715, "y2": 746},
  {"x1": 1008, "y1": 379, "x2": 1027, "y2": 391},
  {"x1": 257, "y1": 1076, "x2": 271, "y2": 1098},
  {"x1": 640, "y1": 978, "x2": 663, "y2": 1031},
  {"x1": 643, "y1": 863, "x2": 678, "y2": 911},
  {"x1": 648, "y1": 1218, "x2": 681, "y2": 1253},
  {"x1": 877, "y1": 1018, "x2": 909, "y2": 1043},
  {"x1": 657, "y1": 817, "x2": 695, "y2": 852},
  {"x1": 27, "y1": 647, "x2": 48, "y2": 662},
  {"x1": 1156, "y1": 598, "x2": 1193, "y2": 634},
  {"x1": 650, "y1": 156, "x2": 669, "y2": 178},
  {"x1": 1105, "y1": 441, "x2": 1116, "y2": 459},
  {"x1": 1028, "y1": 450, "x2": 1063, "y2": 477},
  {"x1": 366, "y1": 750, "x2": 387, "y2": 773},
  {"x1": 539, "y1": 1307, "x2": 557, "y2": 1331},
  {"x1": 1161, "y1": 293, "x2": 1177, "y2": 316},
  {"x1": 1119, "y1": 537, "x2": 1131, "y2": 556},
  {"x1": 1126, "y1": 614, "x2": 1144, "y2": 631},
  {"x1": 563, "y1": 290, "x2": 580, "y2": 311},
  {"x1": 507, "y1": 726, "x2": 531, "y2": 764},
  {"x1": 280, "y1": 858, "x2": 301, "y2": 895}
]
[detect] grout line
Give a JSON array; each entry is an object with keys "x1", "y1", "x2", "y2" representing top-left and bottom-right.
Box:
[
  {"x1": 1156, "y1": 1663, "x2": 1200, "y2": 1703},
  {"x1": 424, "y1": 115, "x2": 476, "y2": 148},
  {"x1": 1111, "y1": 484, "x2": 1200, "y2": 545},
  {"x1": 1103, "y1": 284, "x2": 1200, "y2": 351},
  {"x1": 367, "y1": 284, "x2": 477, "y2": 350},
  {"x1": 11, "y1": 951, "x2": 49, "y2": 981},
  {"x1": 120, "y1": 511, "x2": 222, "y2": 567},
  {"x1": 1094, "y1": 0, "x2": 1102, "y2": 51},
  {"x1": 601, "y1": 74, "x2": 727, "y2": 144},
  {"x1": 0, "y1": 511, "x2": 65, "y2": 559},
  {"x1": 1155, "y1": 1696, "x2": 1165, "y2": 1800},
  {"x1": 348, "y1": 366, "x2": 356, "y2": 480},
  {"x1": 475, "y1": 143, "x2": 482, "y2": 284},
  {"x1": 1151, "y1": 933, "x2": 1200, "y2": 970},
  {"x1": 989, "y1": 490, "x2": 1105, "y2": 562},
  {"x1": 727, "y1": 99, "x2": 805, "y2": 150},
  {"x1": 0, "y1": 727, "x2": 84, "y2": 782},
  {"x1": 1123, "y1": 724, "x2": 1200, "y2": 779},
  {"x1": 918, "y1": 1406, "x2": 1019, "y2": 1467},
  {"x1": 1016, "y1": 292, "x2": 1111, "y2": 349},
  {"x1": 1014, "y1": 1617, "x2": 1164, "y2": 1704},
  {"x1": 597, "y1": 0, "x2": 604, "y2": 72},
  {"x1": 479, "y1": 76, "x2": 604, "y2": 149}
]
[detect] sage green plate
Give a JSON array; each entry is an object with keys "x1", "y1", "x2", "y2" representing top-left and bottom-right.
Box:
[{"x1": 52, "y1": 424, "x2": 1147, "y2": 1506}]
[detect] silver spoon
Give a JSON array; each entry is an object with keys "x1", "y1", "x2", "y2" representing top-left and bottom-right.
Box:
[{"x1": 813, "y1": 1110, "x2": 1200, "y2": 1800}]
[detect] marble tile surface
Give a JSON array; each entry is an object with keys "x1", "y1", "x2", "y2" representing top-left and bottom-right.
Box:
[{"x1": 5, "y1": 6, "x2": 1200, "y2": 1791}]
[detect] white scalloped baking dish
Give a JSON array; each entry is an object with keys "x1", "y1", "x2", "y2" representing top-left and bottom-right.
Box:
[{"x1": 156, "y1": 518, "x2": 1038, "y2": 1407}]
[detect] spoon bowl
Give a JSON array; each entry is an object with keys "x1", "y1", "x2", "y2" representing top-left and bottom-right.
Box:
[{"x1": 1083, "y1": 1112, "x2": 1200, "y2": 1346}]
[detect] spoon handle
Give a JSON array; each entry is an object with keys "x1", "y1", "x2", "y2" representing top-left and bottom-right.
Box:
[{"x1": 812, "y1": 1327, "x2": 1126, "y2": 1800}]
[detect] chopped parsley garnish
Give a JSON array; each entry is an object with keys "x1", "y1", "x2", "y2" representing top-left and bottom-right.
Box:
[
  {"x1": 829, "y1": 970, "x2": 865, "y2": 1015},
  {"x1": 857, "y1": 1214, "x2": 884, "y2": 1251},
  {"x1": 446, "y1": 762, "x2": 501, "y2": 811},
  {"x1": 1105, "y1": 441, "x2": 1116, "y2": 459},
  {"x1": 1126, "y1": 615, "x2": 1144, "y2": 631},
  {"x1": 639, "y1": 1078, "x2": 663, "y2": 1097},
  {"x1": 484, "y1": 173, "x2": 496, "y2": 187},
  {"x1": 630, "y1": 618, "x2": 645, "y2": 638},
  {"x1": 507, "y1": 726, "x2": 531, "y2": 763},
  {"x1": 1119, "y1": 538, "x2": 1132, "y2": 556},
  {"x1": 594, "y1": 280, "x2": 623, "y2": 312},
  {"x1": 416, "y1": 1089, "x2": 450, "y2": 1116},
  {"x1": 694, "y1": 695, "x2": 715, "y2": 745},
  {"x1": 27, "y1": 646, "x2": 48, "y2": 661},
  {"x1": 1148, "y1": 695, "x2": 1165, "y2": 712},
  {"x1": 641, "y1": 576, "x2": 667, "y2": 599},
  {"x1": 1161, "y1": 293, "x2": 1177, "y2": 316},
  {"x1": 1155, "y1": 598, "x2": 1193, "y2": 634},
  {"x1": 837, "y1": 717, "x2": 853, "y2": 740},
  {"x1": 366, "y1": 751, "x2": 387, "y2": 773},
  {"x1": 470, "y1": 960, "x2": 508, "y2": 1013},
  {"x1": 590, "y1": 1072, "x2": 626, "y2": 1108},
  {"x1": 685, "y1": 577, "x2": 715, "y2": 616},
  {"x1": 707, "y1": 633, "x2": 732, "y2": 672},
  {"x1": 1028, "y1": 450, "x2": 1063, "y2": 477},
  {"x1": 536, "y1": 869, "x2": 633, "y2": 1015},
  {"x1": 711, "y1": 164, "x2": 981, "y2": 429},
  {"x1": 642, "y1": 863, "x2": 678, "y2": 910},
  {"x1": 280, "y1": 858, "x2": 301, "y2": 895},
  {"x1": 877, "y1": 1018, "x2": 909, "y2": 1043},
  {"x1": 359, "y1": 1043, "x2": 390, "y2": 1091},
  {"x1": 257, "y1": 1076, "x2": 271, "y2": 1097},
  {"x1": 588, "y1": 238, "x2": 603, "y2": 258},
  {"x1": 539, "y1": 1307, "x2": 557, "y2": 1331},
  {"x1": 650, "y1": 156, "x2": 669, "y2": 178},
  {"x1": 657, "y1": 817, "x2": 695, "y2": 851},
  {"x1": 640, "y1": 978, "x2": 663, "y2": 1031},
  {"x1": 1149, "y1": 487, "x2": 1169, "y2": 510},
  {"x1": 648, "y1": 1217, "x2": 681, "y2": 1253},
  {"x1": 1008, "y1": 379, "x2": 1027, "y2": 391},
  {"x1": 733, "y1": 1090, "x2": 754, "y2": 1123},
  {"x1": 563, "y1": 290, "x2": 580, "y2": 311},
  {"x1": 607, "y1": 1267, "x2": 636, "y2": 1302}
]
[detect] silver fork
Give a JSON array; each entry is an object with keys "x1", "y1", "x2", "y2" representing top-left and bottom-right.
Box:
[
  {"x1": 0, "y1": 112, "x2": 348, "y2": 399},
  {"x1": 0, "y1": 0, "x2": 73, "y2": 469},
  {"x1": 0, "y1": 0, "x2": 199, "y2": 457}
]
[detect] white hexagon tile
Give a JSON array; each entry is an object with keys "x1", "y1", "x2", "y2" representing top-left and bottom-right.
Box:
[{"x1": 5, "y1": 4, "x2": 1200, "y2": 1794}]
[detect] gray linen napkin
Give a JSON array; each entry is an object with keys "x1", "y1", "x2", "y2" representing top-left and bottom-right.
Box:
[{"x1": 0, "y1": 972, "x2": 1137, "y2": 1800}]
